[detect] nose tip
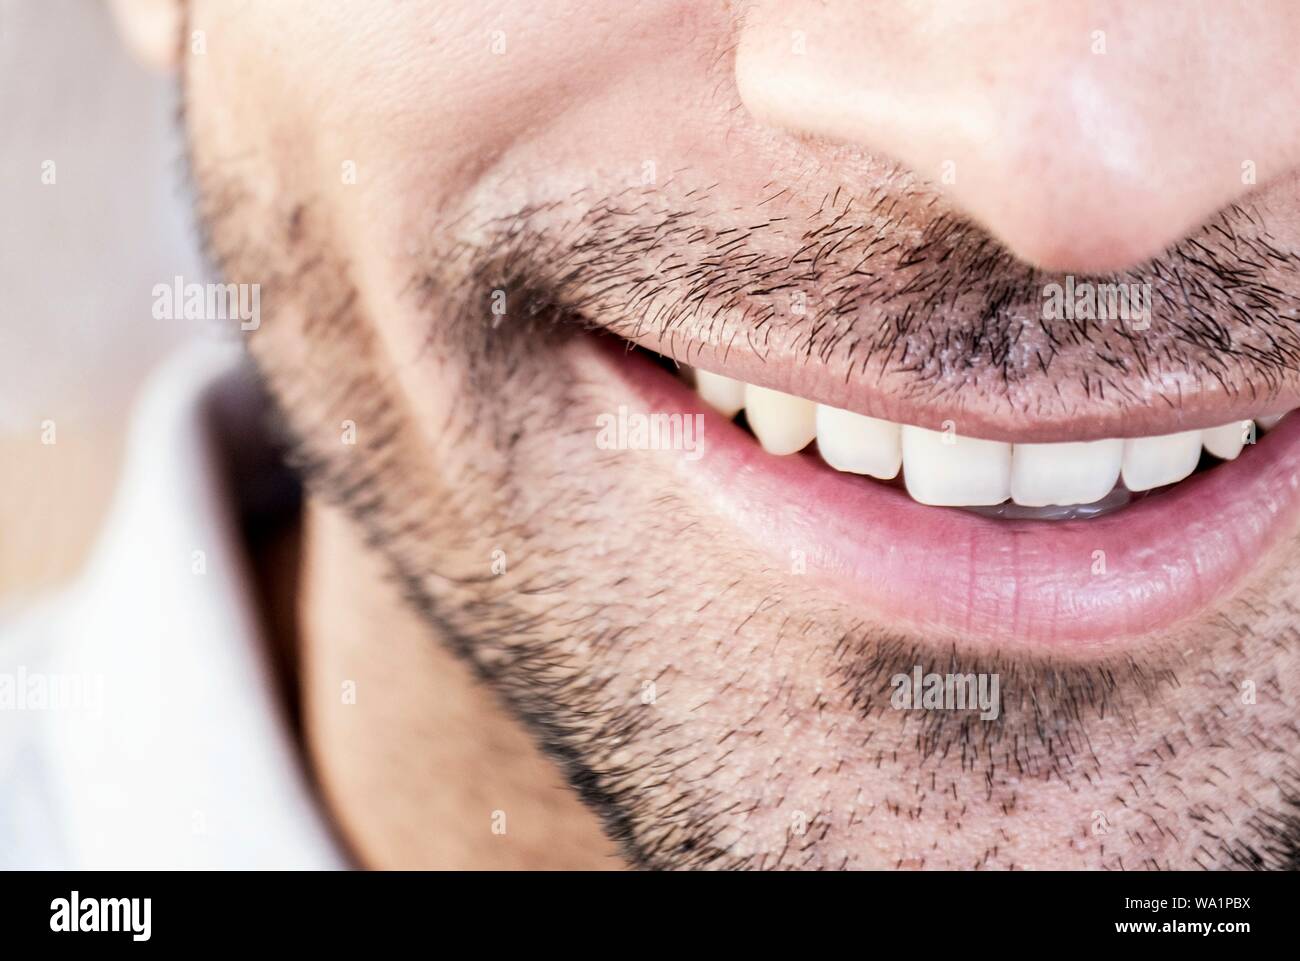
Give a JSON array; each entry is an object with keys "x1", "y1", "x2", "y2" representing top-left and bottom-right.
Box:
[
  {"x1": 917, "y1": 74, "x2": 1224, "y2": 273},
  {"x1": 734, "y1": 1, "x2": 1299, "y2": 273}
]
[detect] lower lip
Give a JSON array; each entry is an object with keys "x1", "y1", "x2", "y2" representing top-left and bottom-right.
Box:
[{"x1": 582, "y1": 337, "x2": 1300, "y2": 652}]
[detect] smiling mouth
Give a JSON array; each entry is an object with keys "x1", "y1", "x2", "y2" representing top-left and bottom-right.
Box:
[
  {"x1": 684, "y1": 365, "x2": 1291, "y2": 518},
  {"x1": 470, "y1": 179, "x2": 1300, "y2": 649},
  {"x1": 578, "y1": 334, "x2": 1300, "y2": 651}
]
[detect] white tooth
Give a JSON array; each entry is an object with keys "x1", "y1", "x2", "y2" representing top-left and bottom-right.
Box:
[
  {"x1": 745, "y1": 385, "x2": 816, "y2": 455},
  {"x1": 1202, "y1": 421, "x2": 1250, "y2": 461},
  {"x1": 1010, "y1": 439, "x2": 1123, "y2": 507},
  {"x1": 901, "y1": 426, "x2": 1011, "y2": 506},
  {"x1": 814, "y1": 405, "x2": 902, "y2": 479},
  {"x1": 694, "y1": 368, "x2": 746, "y2": 418},
  {"x1": 1258, "y1": 413, "x2": 1285, "y2": 431},
  {"x1": 1121, "y1": 431, "x2": 1203, "y2": 491}
]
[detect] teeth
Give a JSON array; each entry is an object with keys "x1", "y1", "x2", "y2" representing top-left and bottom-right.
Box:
[
  {"x1": 900, "y1": 426, "x2": 1011, "y2": 506},
  {"x1": 685, "y1": 370, "x2": 1287, "y2": 509},
  {"x1": 1010, "y1": 439, "x2": 1123, "y2": 507},
  {"x1": 693, "y1": 369, "x2": 747, "y2": 418},
  {"x1": 744, "y1": 385, "x2": 816, "y2": 455},
  {"x1": 814, "y1": 405, "x2": 902, "y2": 479},
  {"x1": 1121, "y1": 431, "x2": 1203, "y2": 492},
  {"x1": 1202, "y1": 421, "x2": 1250, "y2": 461}
]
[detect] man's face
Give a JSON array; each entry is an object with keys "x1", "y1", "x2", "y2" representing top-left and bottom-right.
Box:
[{"x1": 186, "y1": 1, "x2": 1300, "y2": 868}]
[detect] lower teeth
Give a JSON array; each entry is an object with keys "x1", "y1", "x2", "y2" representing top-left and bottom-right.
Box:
[{"x1": 960, "y1": 485, "x2": 1139, "y2": 521}]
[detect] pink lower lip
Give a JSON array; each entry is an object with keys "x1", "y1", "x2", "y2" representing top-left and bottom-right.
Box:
[{"x1": 583, "y1": 338, "x2": 1300, "y2": 651}]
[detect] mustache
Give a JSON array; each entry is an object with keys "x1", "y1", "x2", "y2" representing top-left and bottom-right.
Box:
[{"x1": 425, "y1": 184, "x2": 1300, "y2": 418}]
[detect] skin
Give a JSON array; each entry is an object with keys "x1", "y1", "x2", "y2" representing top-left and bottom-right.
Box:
[{"x1": 115, "y1": 1, "x2": 1300, "y2": 868}]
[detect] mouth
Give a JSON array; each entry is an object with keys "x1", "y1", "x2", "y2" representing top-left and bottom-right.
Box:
[
  {"x1": 689, "y1": 364, "x2": 1287, "y2": 517},
  {"x1": 578, "y1": 334, "x2": 1300, "y2": 651}
]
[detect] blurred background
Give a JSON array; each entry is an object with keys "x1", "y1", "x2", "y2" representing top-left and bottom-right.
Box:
[{"x1": 0, "y1": 0, "x2": 203, "y2": 601}]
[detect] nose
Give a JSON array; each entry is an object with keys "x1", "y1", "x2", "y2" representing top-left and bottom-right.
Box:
[{"x1": 735, "y1": 0, "x2": 1300, "y2": 272}]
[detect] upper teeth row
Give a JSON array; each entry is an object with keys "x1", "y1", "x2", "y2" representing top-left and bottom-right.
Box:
[{"x1": 692, "y1": 369, "x2": 1283, "y2": 508}]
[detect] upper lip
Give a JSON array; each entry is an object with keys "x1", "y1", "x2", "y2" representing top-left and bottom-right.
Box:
[
  {"x1": 610, "y1": 325, "x2": 1300, "y2": 443},
  {"x1": 511, "y1": 187, "x2": 1300, "y2": 442}
]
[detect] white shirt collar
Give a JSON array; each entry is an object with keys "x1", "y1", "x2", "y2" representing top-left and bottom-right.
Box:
[{"x1": 9, "y1": 344, "x2": 348, "y2": 868}]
